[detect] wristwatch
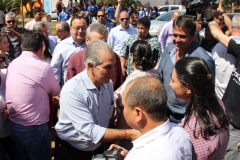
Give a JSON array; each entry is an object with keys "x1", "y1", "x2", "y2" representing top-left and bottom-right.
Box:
[{"x1": 221, "y1": 11, "x2": 226, "y2": 15}]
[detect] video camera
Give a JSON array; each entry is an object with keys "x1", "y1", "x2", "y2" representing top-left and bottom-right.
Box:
[
  {"x1": 184, "y1": 0, "x2": 214, "y2": 22},
  {"x1": 92, "y1": 148, "x2": 123, "y2": 160}
]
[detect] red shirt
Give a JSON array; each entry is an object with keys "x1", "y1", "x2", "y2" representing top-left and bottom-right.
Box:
[{"x1": 66, "y1": 49, "x2": 123, "y2": 90}]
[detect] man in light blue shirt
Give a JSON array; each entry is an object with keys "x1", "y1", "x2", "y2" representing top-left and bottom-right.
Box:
[
  {"x1": 50, "y1": 16, "x2": 87, "y2": 85},
  {"x1": 107, "y1": 11, "x2": 137, "y2": 56},
  {"x1": 54, "y1": 40, "x2": 140, "y2": 160}
]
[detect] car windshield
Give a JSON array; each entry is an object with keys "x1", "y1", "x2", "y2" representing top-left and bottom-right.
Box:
[{"x1": 156, "y1": 12, "x2": 172, "y2": 21}]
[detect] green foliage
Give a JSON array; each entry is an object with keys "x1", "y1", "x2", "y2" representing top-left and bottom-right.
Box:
[
  {"x1": 222, "y1": 0, "x2": 240, "y2": 11},
  {"x1": 0, "y1": 0, "x2": 19, "y2": 12}
]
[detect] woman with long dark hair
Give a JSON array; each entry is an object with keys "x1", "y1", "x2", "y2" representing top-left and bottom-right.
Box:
[
  {"x1": 169, "y1": 57, "x2": 229, "y2": 160},
  {"x1": 114, "y1": 40, "x2": 159, "y2": 150}
]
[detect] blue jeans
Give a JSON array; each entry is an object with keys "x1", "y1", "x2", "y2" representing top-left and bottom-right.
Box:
[{"x1": 9, "y1": 121, "x2": 51, "y2": 160}]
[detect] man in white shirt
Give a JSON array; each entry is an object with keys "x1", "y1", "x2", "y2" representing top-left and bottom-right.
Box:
[
  {"x1": 107, "y1": 11, "x2": 137, "y2": 56},
  {"x1": 109, "y1": 76, "x2": 192, "y2": 160},
  {"x1": 212, "y1": 14, "x2": 240, "y2": 160},
  {"x1": 25, "y1": 8, "x2": 52, "y2": 35},
  {"x1": 212, "y1": 14, "x2": 240, "y2": 100}
]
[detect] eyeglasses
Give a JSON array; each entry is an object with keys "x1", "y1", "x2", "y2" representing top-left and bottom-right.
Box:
[
  {"x1": 72, "y1": 26, "x2": 87, "y2": 32},
  {"x1": 97, "y1": 15, "x2": 104, "y2": 18},
  {"x1": 7, "y1": 20, "x2": 16, "y2": 23},
  {"x1": 120, "y1": 18, "x2": 129, "y2": 21},
  {"x1": 217, "y1": 17, "x2": 223, "y2": 21}
]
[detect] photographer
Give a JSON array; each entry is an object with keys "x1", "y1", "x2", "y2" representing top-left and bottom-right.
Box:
[
  {"x1": 5, "y1": 12, "x2": 26, "y2": 59},
  {"x1": 109, "y1": 76, "x2": 192, "y2": 160}
]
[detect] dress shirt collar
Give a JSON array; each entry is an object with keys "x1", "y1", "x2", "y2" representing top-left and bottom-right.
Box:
[
  {"x1": 138, "y1": 33, "x2": 152, "y2": 41},
  {"x1": 21, "y1": 51, "x2": 41, "y2": 60},
  {"x1": 64, "y1": 36, "x2": 87, "y2": 47},
  {"x1": 119, "y1": 25, "x2": 133, "y2": 31},
  {"x1": 170, "y1": 42, "x2": 198, "y2": 59},
  {"x1": 81, "y1": 69, "x2": 107, "y2": 90},
  {"x1": 132, "y1": 119, "x2": 171, "y2": 149}
]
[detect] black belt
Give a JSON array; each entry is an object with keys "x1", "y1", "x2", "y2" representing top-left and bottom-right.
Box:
[{"x1": 166, "y1": 108, "x2": 185, "y2": 120}]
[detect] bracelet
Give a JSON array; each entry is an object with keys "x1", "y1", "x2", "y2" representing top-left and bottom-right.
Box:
[{"x1": 124, "y1": 129, "x2": 128, "y2": 139}]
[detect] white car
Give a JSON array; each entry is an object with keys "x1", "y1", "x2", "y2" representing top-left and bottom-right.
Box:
[
  {"x1": 149, "y1": 9, "x2": 186, "y2": 37},
  {"x1": 158, "y1": 5, "x2": 185, "y2": 15},
  {"x1": 46, "y1": 9, "x2": 58, "y2": 22}
]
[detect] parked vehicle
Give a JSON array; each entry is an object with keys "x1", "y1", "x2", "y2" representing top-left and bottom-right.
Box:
[
  {"x1": 149, "y1": 10, "x2": 237, "y2": 37},
  {"x1": 46, "y1": 9, "x2": 58, "y2": 22},
  {"x1": 158, "y1": 5, "x2": 185, "y2": 14},
  {"x1": 149, "y1": 9, "x2": 186, "y2": 36}
]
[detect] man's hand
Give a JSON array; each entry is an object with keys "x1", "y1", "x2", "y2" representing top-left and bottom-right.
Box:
[
  {"x1": 7, "y1": 28, "x2": 17, "y2": 36},
  {"x1": 117, "y1": 0, "x2": 122, "y2": 4},
  {"x1": 127, "y1": 129, "x2": 141, "y2": 141},
  {"x1": 108, "y1": 144, "x2": 128, "y2": 158},
  {"x1": 1, "y1": 109, "x2": 8, "y2": 121}
]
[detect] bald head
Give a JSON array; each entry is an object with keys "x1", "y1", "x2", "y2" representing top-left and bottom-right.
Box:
[
  {"x1": 123, "y1": 76, "x2": 167, "y2": 121},
  {"x1": 172, "y1": 11, "x2": 181, "y2": 21},
  {"x1": 120, "y1": 11, "x2": 129, "y2": 17},
  {"x1": 119, "y1": 11, "x2": 130, "y2": 30}
]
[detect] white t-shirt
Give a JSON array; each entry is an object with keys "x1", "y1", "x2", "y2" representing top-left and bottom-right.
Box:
[
  {"x1": 125, "y1": 119, "x2": 192, "y2": 160},
  {"x1": 212, "y1": 36, "x2": 240, "y2": 99}
]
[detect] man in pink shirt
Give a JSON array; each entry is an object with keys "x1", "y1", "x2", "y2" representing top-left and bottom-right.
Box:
[{"x1": 6, "y1": 30, "x2": 61, "y2": 160}]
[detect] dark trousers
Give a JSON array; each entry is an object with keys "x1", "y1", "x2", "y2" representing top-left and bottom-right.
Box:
[
  {"x1": 9, "y1": 121, "x2": 51, "y2": 160},
  {"x1": 0, "y1": 135, "x2": 18, "y2": 160},
  {"x1": 54, "y1": 135, "x2": 104, "y2": 160}
]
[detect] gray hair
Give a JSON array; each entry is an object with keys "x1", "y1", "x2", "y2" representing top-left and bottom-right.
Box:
[
  {"x1": 33, "y1": 21, "x2": 46, "y2": 32},
  {"x1": 86, "y1": 23, "x2": 108, "y2": 40},
  {"x1": 232, "y1": 14, "x2": 240, "y2": 29},
  {"x1": 57, "y1": 21, "x2": 70, "y2": 32},
  {"x1": 125, "y1": 76, "x2": 167, "y2": 121},
  {"x1": 5, "y1": 12, "x2": 16, "y2": 20},
  {"x1": 84, "y1": 40, "x2": 113, "y2": 68}
]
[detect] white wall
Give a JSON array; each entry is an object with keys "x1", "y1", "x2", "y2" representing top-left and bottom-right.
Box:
[{"x1": 139, "y1": 0, "x2": 182, "y2": 7}]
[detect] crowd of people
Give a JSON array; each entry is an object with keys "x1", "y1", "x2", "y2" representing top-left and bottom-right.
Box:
[
  {"x1": 54, "y1": 0, "x2": 160, "y2": 25},
  {"x1": 0, "y1": 0, "x2": 240, "y2": 159}
]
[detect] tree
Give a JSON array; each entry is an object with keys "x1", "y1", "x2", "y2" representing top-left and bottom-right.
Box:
[{"x1": 0, "y1": 0, "x2": 18, "y2": 12}]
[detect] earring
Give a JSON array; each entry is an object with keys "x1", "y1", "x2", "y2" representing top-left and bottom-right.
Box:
[
  {"x1": 0, "y1": 50, "x2": 2, "y2": 55},
  {"x1": 186, "y1": 93, "x2": 190, "y2": 97}
]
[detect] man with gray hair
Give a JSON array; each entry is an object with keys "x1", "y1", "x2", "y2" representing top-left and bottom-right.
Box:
[
  {"x1": 55, "y1": 21, "x2": 70, "y2": 41},
  {"x1": 55, "y1": 40, "x2": 140, "y2": 159},
  {"x1": 33, "y1": 21, "x2": 57, "y2": 53},
  {"x1": 5, "y1": 12, "x2": 26, "y2": 59},
  {"x1": 66, "y1": 22, "x2": 122, "y2": 90},
  {"x1": 211, "y1": 14, "x2": 240, "y2": 159}
]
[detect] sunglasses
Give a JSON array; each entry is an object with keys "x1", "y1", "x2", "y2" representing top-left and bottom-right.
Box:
[
  {"x1": 120, "y1": 18, "x2": 129, "y2": 21},
  {"x1": 7, "y1": 20, "x2": 16, "y2": 23},
  {"x1": 97, "y1": 15, "x2": 104, "y2": 18}
]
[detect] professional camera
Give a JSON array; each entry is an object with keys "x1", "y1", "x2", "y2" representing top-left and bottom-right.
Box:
[
  {"x1": 92, "y1": 148, "x2": 123, "y2": 160},
  {"x1": 184, "y1": 0, "x2": 213, "y2": 22}
]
